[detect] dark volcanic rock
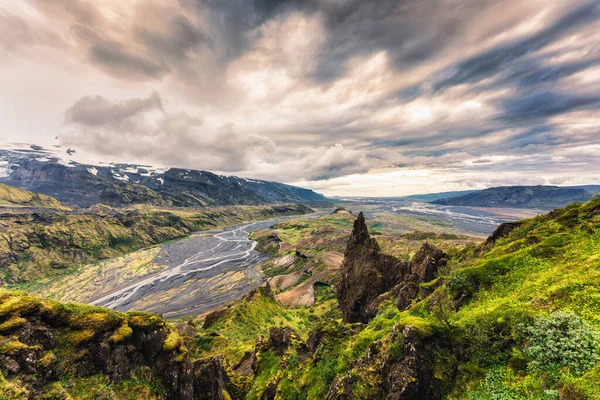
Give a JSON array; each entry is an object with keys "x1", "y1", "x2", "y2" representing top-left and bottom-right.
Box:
[
  {"x1": 268, "y1": 326, "x2": 300, "y2": 355},
  {"x1": 485, "y1": 221, "x2": 524, "y2": 246},
  {"x1": 326, "y1": 375, "x2": 354, "y2": 400},
  {"x1": 337, "y1": 212, "x2": 409, "y2": 323},
  {"x1": 232, "y1": 351, "x2": 257, "y2": 376},
  {"x1": 193, "y1": 357, "x2": 229, "y2": 400},
  {"x1": 410, "y1": 243, "x2": 447, "y2": 283},
  {"x1": 383, "y1": 326, "x2": 442, "y2": 400},
  {"x1": 202, "y1": 308, "x2": 229, "y2": 329},
  {"x1": 394, "y1": 282, "x2": 420, "y2": 312}
]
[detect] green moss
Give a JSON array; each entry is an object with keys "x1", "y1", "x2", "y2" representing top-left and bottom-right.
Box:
[
  {"x1": 67, "y1": 329, "x2": 96, "y2": 347},
  {"x1": 162, "y1": 330, "x2": 183, "y2": 352},
  {"x1": 127, "y1": 312, "x2": 164, "y2": 330},
  {"x1": 0, "y1": 339, "x2": 29, "y2": 355},
  {"x1": 38, "y1": 351, "x2": 57, "y2": 368},
  {"x1": 0, "y1": 316, "x2": 27, "y2": 332},
  {"x1": 110, "y1": 322, "x2": 133, "y2": 344}
]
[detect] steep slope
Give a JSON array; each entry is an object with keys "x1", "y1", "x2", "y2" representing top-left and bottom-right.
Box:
[
  {"x1": 0, "y1": 148, "x2": 327, "y2": 207},
  {"x1": 0, "y1": 184, "x2": 68, "y2": 210},
  {"x1": 433, "y1": 185, "x2": 594, "y2": 209}
]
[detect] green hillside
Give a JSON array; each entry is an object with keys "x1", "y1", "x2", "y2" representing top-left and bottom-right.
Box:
[
  {"x1": 1, "y1": 198, "x2": 600, "y2": 398},
  {"x1": 0, "y1": 203, "x2": 312, "y2": 284},
  {"x1": 193, "y1": 197, "x2": 600, "y2": 398},
  {"x1": 0, "y1": 184, "x2": 68, "y2": 210}
]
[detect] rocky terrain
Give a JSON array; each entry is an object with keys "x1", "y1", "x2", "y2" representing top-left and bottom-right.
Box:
[
  {"x1": 433, "y1": 185, "x2": 596, "y2": 209},
  {"x1": 2, "y1": 193, "x2": 600, "y2": 398},
  {"x1": 0, "y1": 147, "x2": 327, "y2": 208}
]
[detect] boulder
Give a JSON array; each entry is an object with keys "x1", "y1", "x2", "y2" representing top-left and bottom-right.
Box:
[
  {"x1": 394, "y1": 283, "x2": 420, "y2": 312},
  {"x1": 485, "y1": 221, "x2": 523, "y2": 246},
  {"x1": 268, "y1": 326, "x2": 300, "y2": 355},
  {"x1": 202, "y1": 309, "x2": 229, "y2": 329},
  {"x1": 232, "y1": 351, "x2": 257, "y2": 376}
]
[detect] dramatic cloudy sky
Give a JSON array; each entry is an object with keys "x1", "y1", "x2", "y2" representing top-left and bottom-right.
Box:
[{"x1": 1, "y1": 0, "x2": 600, "y2": 196}]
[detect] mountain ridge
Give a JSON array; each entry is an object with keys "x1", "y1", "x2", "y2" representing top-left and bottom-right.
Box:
[
  {"x1": 432, "y1": 185, "x2": 596, "y2": 209},
  {"x1": 0, "y1": 147, "x2": 327, "y2": 208}
]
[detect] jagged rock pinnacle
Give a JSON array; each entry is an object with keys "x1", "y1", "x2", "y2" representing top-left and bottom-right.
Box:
[{"x1": 350, "y1": 212, "x2": 369, "y2": 244}]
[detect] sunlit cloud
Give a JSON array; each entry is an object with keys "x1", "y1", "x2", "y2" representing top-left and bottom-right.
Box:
[{"x1": 1, "y1": 0, "x2": 599, "y2": 195}]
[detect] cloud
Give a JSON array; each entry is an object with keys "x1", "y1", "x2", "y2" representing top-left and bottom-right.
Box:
[
  {"x1": 61, "y1": 93, "x2": 275, "y2": 172},
  {"x1": 2, "y1": 0, "x2": 600, "y2": 195}
]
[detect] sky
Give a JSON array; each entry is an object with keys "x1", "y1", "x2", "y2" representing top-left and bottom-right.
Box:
[{"x1": 1, "y1": 0, "x2": 600, "y2": 197}]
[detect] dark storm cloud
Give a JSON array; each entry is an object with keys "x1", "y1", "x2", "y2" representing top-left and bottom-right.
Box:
[
  {"x1": 65, "y1": 92, "x2": 164, "y2": 127},
  {"x1": 432, "y1": 1, "x2": 600, "y2": 90},
  {"x1": 500, "y1": 92, "x2": 600, "y2": 122}
]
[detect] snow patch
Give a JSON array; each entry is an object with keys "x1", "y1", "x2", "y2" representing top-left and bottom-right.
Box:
[
  {"x1": 157, "y1": 177, "x2": 164, "y2": 185},
  {"x1": 0, "y1": 161, "x2": 11, "y2": 178},
  {"x1": 88, "y1": 167, "x2": 98, "y2": 176},
  {"x1": 111, "y1": 170, "x2": 130, "y2": 182}
]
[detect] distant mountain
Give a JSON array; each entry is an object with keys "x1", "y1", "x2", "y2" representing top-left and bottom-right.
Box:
[
  {"x1": 399, "y1": 189, "x2": 480, "y2": 202},
  {"x1": 432, "y1": 185, "x2": 595, "y2": 209},
  {"x1": 0, "y1": 147, "x2": 327, "y2": 207}
]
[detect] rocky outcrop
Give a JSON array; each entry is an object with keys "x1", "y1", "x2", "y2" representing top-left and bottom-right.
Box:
[
  {"x1": 337, "y1": 212, "x2": 409, "y2": 323},
  {"x1": 267, "y1": 326, "x2": 301, "y2": 355},
  {"x1": 202, "y1": 308, "x2": 229, "y2": 329},
  {"x1": 485, "y1": 221, "x2": 523, "y2": 246},
  {"x1": 394, "y1": 243, "x2": 447, "y2": 312},
  {"x1": 409, "y1": 243, "x2": 447, "y2": 283},
  {"x1": 0, "y1": 291, "x2": 233, "y2": 399},
  {"x1": 232, "y1": 351, "x2": 257, "y2": 376},
  {"x1": 382, "y1": 326, "x2": 443, "y2": 400},
  {"x1": 326, "y1": 375, "x2": 353, "y2": 399}
]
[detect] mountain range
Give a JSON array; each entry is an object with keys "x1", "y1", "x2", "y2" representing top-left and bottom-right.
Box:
[
  {"x1": 0, "y1": 147, "x2": 327, "y2": 208},
  {"x1": 431, "y1": 185, "x2": 600, "y2": 209}
]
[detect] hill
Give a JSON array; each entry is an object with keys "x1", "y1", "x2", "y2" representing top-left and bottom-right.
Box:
[
  {"x1": 432, "y1": 185, "x2": 595, "y2": 209},
  {"x1": 0, "y1": 148, "x2": 327, "y2": 208},
  {"x1": 0, "y1": 184, "x2": 68, "y2": 210}
]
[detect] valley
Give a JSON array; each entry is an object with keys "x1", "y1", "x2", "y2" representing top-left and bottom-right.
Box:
[
  {"x1": 31, "y1": 216, "x2": 325, "y2": 318},
  {"x1": 1, "y1": 178, "x2": 600, "y2": 399}
]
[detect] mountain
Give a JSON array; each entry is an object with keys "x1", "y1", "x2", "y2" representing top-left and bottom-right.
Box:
[
  {"x1": 432, "y1": 185, "x2": 595, "y2": 209},
  {"x1": 0, "y1": 147, "x2": 327, "y2": 208},
  {"x1": 398, "y1": 189, "x2": 480, "y2": 202}
]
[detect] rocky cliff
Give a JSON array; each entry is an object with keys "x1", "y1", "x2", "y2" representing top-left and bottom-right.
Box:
[
  {"x1": 337, "y1": 212, "x2": 447, "y2": 323},
  {"x1": 0, "y1": 290, "x2": 234, "y2": 399}
]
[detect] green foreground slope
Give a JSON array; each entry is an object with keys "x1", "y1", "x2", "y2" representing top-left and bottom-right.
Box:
[
  {"x1": 196, "y1": 198, "x2": 600, "y2": 399},
  {"x1": 1, "y1": 198, "x2": 600, "y2": 399}
]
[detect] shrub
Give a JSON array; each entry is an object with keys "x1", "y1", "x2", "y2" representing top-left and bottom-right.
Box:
[{"x1": 521, "y1": 311, "x2": 600, "y2": 375}]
